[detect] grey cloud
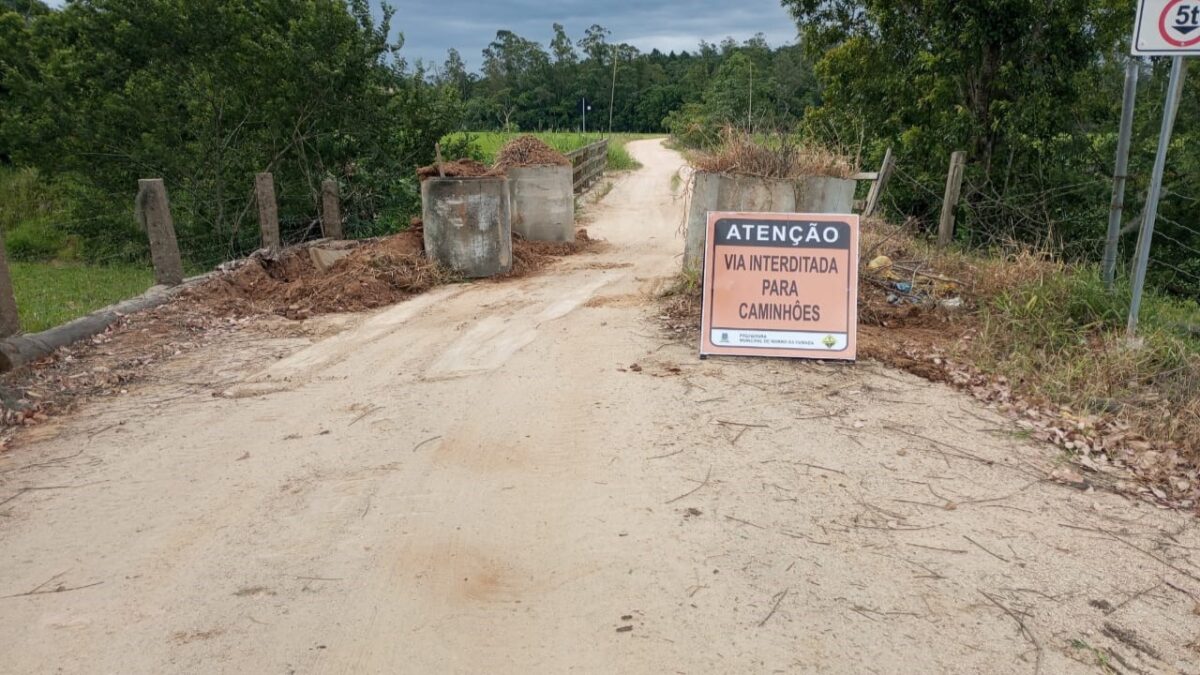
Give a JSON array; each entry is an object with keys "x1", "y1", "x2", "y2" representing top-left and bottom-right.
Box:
[
  {"x1": 381, "y1": 0, "x2": 798, "y2": 68},
  {"x1": 42, "y1": 0, "x2": 798, "y2": 68}
]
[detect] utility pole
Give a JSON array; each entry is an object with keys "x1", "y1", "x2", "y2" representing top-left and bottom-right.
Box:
[
  {"x1": 748, "y1": 60, "x2": 754, "y2": 131},
  {"x1": 608, "y1": 47, "x2": 618, "y2": 135},
  {"x1": 582, "y1": 99, "x2": 592, "y2": 135}
]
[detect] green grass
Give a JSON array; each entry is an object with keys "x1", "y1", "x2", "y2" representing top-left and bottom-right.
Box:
[
  {"x1": 10, "y1": 262, "x2": 155, "y2": 333},
  {"x1": 441, "y1": 132, "x2": 659, "y2": 171},
  {"x1": 970, "y1": 259, "x2": 1200, "y2": 452}
]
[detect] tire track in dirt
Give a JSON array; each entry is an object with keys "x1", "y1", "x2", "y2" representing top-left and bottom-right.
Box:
[{"x1": 1, "y1": 140, "x2": 1198, "y2": 674}]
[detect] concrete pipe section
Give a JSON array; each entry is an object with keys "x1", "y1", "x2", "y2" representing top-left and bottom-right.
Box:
[
  {"x1": 683, "y1": 172, "x2": 856, "y2": 271},
  {"x1": 422, "y1": 177, "x2": 513, "y2": 278},
  {"x1": 507, "y1": 166, "x2": 575, "y2": 242}
]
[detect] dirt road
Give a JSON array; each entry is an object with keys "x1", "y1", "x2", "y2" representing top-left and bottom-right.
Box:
[{"x1": 2, "y1": 140, "x2": 1199, "y2": 674}]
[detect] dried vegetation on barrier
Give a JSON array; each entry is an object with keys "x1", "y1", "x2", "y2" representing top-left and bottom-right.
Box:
[{"x1": 691, "y1": 129, "x2": 856, "y2": 179}]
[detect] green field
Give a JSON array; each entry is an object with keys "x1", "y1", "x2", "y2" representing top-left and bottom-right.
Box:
[
  {"x1": 442, "y1": 132, "x2": 659, "y2": 172},
  {"x1": 10, "y1": 262, "x2": 154, "y2": 333}
]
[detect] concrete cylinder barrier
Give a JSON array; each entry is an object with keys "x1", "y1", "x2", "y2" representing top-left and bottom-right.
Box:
[
  {"x1": 683, "y1": 172, "x2": 856, "y2": 271},
  {"x1": 422, "y1": 177, "x2": 513, "y2": 278},
  {"x1": 507, "y1": 166, "x2": 575, "y2": 242}
]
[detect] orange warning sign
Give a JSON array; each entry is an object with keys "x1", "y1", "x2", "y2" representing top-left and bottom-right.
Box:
[{"x1": 700, "y1": 212, "x2": 859, "y2": 360}]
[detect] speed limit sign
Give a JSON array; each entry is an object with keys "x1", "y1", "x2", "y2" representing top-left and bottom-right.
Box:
[{"x1": 1135, "y1": 0, "x2": 1200, "y2": 54}]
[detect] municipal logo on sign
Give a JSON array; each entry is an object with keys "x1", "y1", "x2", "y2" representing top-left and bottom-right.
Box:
[{"x1": 1135, "y1": 0, "x2": 1200, "y2": 53}]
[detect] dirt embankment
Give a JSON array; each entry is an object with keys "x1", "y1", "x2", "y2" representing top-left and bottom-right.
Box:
[{"x1": 0, "y1": 226, "x2": 596, "y2": 437}]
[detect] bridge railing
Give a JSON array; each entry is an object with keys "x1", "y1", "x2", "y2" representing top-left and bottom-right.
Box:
[{"x1": 564, "y1": 140, "x2": 608, "y2": 195}]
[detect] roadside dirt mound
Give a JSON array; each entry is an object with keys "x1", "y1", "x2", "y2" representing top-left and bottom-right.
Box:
[
  {"x1": 509, "y1": 229, "x2": 595, "y2": 277},
  {"x1": 0, "y1": 226, "x2": 599, "y2": 436},
  {"x1": 417, "y1": 159, "x2": 502, "y2": 180},
  {"x1": 184, "y1": 230, "x2": 448, "y2": 319},
  {"x1": 186, "y1": 227, "x2": 599, "y2": 318},
  {"x1": 493, "y1": 135, "x2": 571, "y2": 169}
]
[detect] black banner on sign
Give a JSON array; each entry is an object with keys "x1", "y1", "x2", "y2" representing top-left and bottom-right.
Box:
[{"x1": 712, "y1": 218, "x2": 853, "y2": 250}]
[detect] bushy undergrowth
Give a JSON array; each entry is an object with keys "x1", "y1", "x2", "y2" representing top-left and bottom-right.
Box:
[
  {"x1": 0, "y1": 168, "x2": 74, "y2": 262},
  {"x1": 975, "y1": 261, "x2": 1200, "y2": 449}
]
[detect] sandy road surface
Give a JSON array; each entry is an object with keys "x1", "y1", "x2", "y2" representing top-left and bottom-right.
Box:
[{"x1": 2, "y1": 140, "x2": 1199, "y2": 674}]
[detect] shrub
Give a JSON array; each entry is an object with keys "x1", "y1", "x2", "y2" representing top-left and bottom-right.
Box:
[{"x1": 6, "y1": 222, "x2": 66, "y2": 261}]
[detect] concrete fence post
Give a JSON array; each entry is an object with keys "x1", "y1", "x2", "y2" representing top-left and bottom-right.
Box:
[
  {"x1": 0, "y1": 236, "x2": 21, "y2": 337},
  {"x1": 938, "y1": 151, "x2": 967, "y2": 247},
  {"x1": 255, "y1": 172, "x2": 281, "y2": 251},
  {"x1": 321, "y1": 179, "x2": 343, "y2": 240},
  {"x1": 135, "y1": 178, "x2": 184, "y2": 286}
]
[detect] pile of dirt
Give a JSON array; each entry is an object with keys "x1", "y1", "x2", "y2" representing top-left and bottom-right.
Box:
[
  {"x1": 183, "y1": 230, "x2": 449, "y2": 320},
  {"x1": 416, "y1": 159, "x2": 502, "y2": 181},
  {"x1": 186, "y1": 226, "x2": 599, "y2": 319},
  {"x1": 509, "y1": 229, "x2": 595, "y2": 277},
  {"x1": 493, "y1": 135, "x2": 572, "y2": 169},
  {"x1": 0, "y1": 224, "x2": 600, "y2": 438}
]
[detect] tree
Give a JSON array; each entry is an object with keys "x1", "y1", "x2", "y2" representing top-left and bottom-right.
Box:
[
  {"x1": 578, "y1": 24, "x2": 611, "y2": 63},
  {"x1": 782, "y1": 0, "x2": 1122, "y2": 246},
  {"x1": 550, "y1": 23, "x2": 577, "y2": 66},
  {"x1": 2, "y1": 0, "x2": 463, "y2": 262},
  {"x1": 439, "y1": 48, "x2": 471, "y2": 101},
  {"x1": 480, "y1": 30, "x2": 552, "y2": 130}
]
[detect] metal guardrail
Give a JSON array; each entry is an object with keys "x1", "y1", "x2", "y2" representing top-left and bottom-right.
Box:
[{"x1": 564, "y1": 140, "x2": 608, "y2": 195}]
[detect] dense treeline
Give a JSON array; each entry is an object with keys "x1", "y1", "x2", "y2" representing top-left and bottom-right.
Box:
[
  {"x1": 781, "y1": 0, "x2": 1200, "y2": 296},
  {"x1": 1, "y1": 0, "x2": 462, "y2": 264},
  {"x1": 2, "y1": 0, "x2": 1199, "y2": 297},
  {"x1": 433, "y1": 24, "x2": 817, "y2": 140},
  {"x1": 0, "y1": 1, "x2": 820, "y2": 265},
  {"x1": 437, "y1": 8, "x2": 1200, "y2": 296}
]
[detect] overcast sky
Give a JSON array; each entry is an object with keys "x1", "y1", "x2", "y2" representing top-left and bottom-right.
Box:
[
  {"x1": 41, "y1": 1, "x2": 799, "y2": 70},
  {"x1": 383, "y1": 1, "x2": 798, "y2": 69}
]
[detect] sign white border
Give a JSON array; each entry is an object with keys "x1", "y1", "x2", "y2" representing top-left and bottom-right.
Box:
[{"x1": 1135, "y1": 0, "x2": 1200, "y2": 54}]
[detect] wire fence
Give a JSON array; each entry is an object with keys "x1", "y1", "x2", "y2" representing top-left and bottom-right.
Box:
[
  {"x1": 0, "y1": 164, "x2": 407, "y2": 336},
  {"x1": 887, "y1": 156, "x2": 1200, "y2": 299},
  {"x1": 5, "y1": 138, "x2": 1198, "y2": 338}
]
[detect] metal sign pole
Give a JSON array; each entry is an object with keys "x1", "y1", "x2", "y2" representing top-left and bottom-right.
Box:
[
  {"x1": 1127, "y1": 55, "x2": 1188, "y2": 338},
  {"x1": 1103, "y1": 61, "x2": 1140, "y2": 290}
]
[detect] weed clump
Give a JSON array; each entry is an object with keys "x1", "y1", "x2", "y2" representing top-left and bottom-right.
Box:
[
  {"x1": 975, "y1": 264, "x2": 1200, "y2": 460},
  {"x1": 692, "y1": 128, "x2": 855, "y2": 179}
]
